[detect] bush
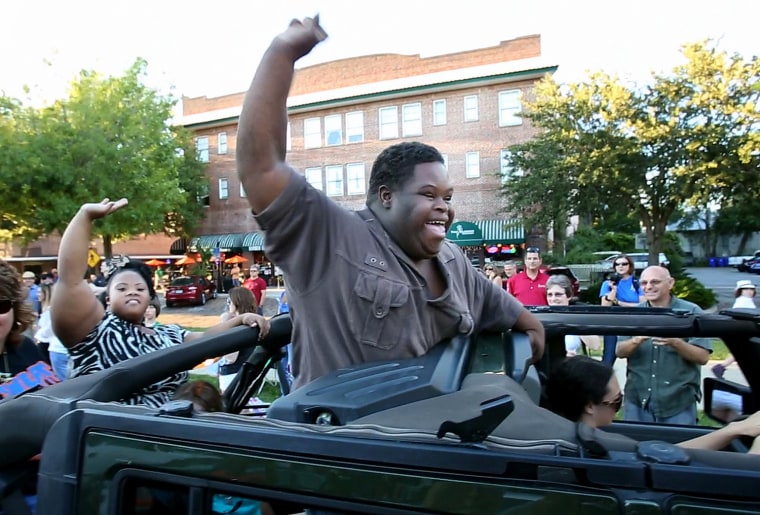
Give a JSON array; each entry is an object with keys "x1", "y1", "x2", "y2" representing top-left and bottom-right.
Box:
[
  {"x1": 672, "y1": 272, "x2": 717, "y2": 309},
  {"x1": 578, "y1": 280, "x2": 604, "y2": 304}
]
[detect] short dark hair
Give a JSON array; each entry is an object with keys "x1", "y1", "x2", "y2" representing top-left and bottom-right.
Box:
[
  {"x1": 545, "y1": 356, "x2": 613, "y2": 422},
  {"x1": 107, "y1": 260, "x2": 156, "y2": 300},
  {"x1": 173, "y1": 380, "x2": 223, "y2": 413},
  {"x1": 367, "y1": 142, "x2": 444, "y2": 202}
]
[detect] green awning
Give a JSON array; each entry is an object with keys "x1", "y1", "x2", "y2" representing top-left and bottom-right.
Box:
[
  {"x1": 446, "y1": 221, "x2": 483, "y2": 246},
  {"x1": 188, "y1": 233, "x2": 244, "y2": 252},
  {"x1": 242, "y1": 232, "x2": 265, "y2": 251},
  {"x1": 476, "y1": 219, "x2": 524, "y2": 245}
]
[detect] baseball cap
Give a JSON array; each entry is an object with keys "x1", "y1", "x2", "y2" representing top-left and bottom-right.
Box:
[{"x1": 22, "y1": 271, "x2": 35, "y2": 279}]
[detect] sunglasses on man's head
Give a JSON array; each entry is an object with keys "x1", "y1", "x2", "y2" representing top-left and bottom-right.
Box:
[
  {"x1": 0, "y1": 299, "x2": 14, "y2": 315},
  {"x1": 526, "y1": 247, "x2": 540, "y2": 254}
]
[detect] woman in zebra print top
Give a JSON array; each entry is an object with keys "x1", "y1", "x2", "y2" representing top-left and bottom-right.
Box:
[{"x1": 51, "y1": 199, "x2": 270, "y2": 408}]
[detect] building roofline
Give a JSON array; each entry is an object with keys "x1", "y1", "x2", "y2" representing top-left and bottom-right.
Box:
[{"x1": 179, "y1": 60, "x2": 557, "y2": 129}]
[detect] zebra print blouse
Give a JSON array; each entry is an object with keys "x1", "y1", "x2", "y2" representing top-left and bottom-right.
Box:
[{"x1": 68, "y1": 311, "x2": 189, "y2": 408}]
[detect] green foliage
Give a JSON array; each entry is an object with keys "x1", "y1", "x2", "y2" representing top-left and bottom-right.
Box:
[
  {"x1": 0, "y1": 58, "x2": 207, "y2": 251},
  {"x1": 672, "y1": 271, "x2": 717, "y2": 309},
  {"x1": 579, "y1": 280, "x2": 605, "y2": 304},
  {"x1": 506, "y1": 40, "x2": 760, "y2": 259},
  {"x1": 190, "y1": 248, "x2": 214, "y2": 278}
]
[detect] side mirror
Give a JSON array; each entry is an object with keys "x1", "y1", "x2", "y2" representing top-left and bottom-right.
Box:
[{"x1": 703, "y1": 377, "x2": 754, "y2": 424}]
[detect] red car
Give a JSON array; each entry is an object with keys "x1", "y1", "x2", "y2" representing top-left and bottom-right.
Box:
[{"x1": 165, "y1": 276, "x2": 217, "y2": 307}]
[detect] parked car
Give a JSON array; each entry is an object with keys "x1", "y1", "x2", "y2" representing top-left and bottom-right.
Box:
[
  {"x1": 5, "y1": 308, "x2": 760, "y2": 513},
  {"x1": 164, "y1": 275, "x2": 216, "y2": 307},
  {"x1": 626, "y1": 252, "x2": 670, "y2": 272},
  {"x1": 738, "y1": 255, "x2": 760, "y2": 273}
]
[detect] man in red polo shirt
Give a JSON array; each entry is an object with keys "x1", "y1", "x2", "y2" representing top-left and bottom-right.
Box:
[
  {"x1": 507, "y1": 247, "x2": 549, "y2": 306},
  {"x1": 243, "y1": 265, "x2": 267, "y2": 314}
]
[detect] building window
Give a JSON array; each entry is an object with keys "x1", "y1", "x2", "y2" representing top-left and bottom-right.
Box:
[
  {"x1": 433, "y1": 99, "x2": 447, "y2": 126},
  {"x1": 239, "y1": 182, "x2": 247, "y2": 197},
  {"x1": 465, "y1": 151, "x2": 480, "y2": 178},
  {"x1": 379, "y1": 106, "x2": 398, "y2": 140},
  {"x1": 346, "y1": 162, "x2": 366, "y2": 195},
  {"x1": 500, "y1": 149, "x2": 523, "y2": 182},
  {"x1": 217, "y1": 132, "x2": 227, "y2": 154},
  {"x1": 218, "y1": 178, "x2": 229, "y2": 199},
  {"x1": 304, "y1": 118, "x2": 321, "y2": 149},
  {"x1": 499, "y1": 89, "x2": 523, "y2": 127},
  {"x1": 195, "y1": 136, "x2": 209, "y2": 163},
  {"x1": 197, "y1": 182, "x2": 210, "y2": 207},
  {"x1": 464, "y1": 95, "x2": 479, "y2": 122},
  {"x1": 305, "y1": 167, "x2": 323, "y2": 190},
  {"x1": 286, "y1": 122, "x2": 292, "y2": 151},
  {"x1": 325, "y1": 165, "x2": 344, "y2": 197},
  {"x1": 324, "y1": 114, "x2": 342, "y2": 146},
  {"x1": 345, "y1": 111, "x2": 364, "y2": 143},
  {"x1": 402, "y1": 103, "x2": 422, "y2": 137}
]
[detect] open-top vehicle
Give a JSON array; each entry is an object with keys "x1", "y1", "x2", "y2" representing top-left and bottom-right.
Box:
[{"x1": 2, "y1": 308, "x2": 760, "y2": 514}]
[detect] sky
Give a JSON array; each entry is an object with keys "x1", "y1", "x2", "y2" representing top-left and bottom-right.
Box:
[{"x1": 1, "y1": 0, "x2": 758, "y2": 107}]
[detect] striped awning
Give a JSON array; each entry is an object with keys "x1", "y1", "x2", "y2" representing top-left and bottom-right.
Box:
[
  {"x1": 169, "y1": 238, "x2": 187, "y2": 255},
  {"x1": 188, "y1": 233, "x2": 244, "y2": 252},
  {"x1": 242, "y1": 232, "x2": 265, "y2": 251},
  {"x1": 475, "y1": 219, "x2": 524, "y2": 245}
]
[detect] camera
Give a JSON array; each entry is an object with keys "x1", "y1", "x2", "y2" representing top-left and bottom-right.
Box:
[{"x1": 608, "y1": 273, "x2": 623, "y2": 284}]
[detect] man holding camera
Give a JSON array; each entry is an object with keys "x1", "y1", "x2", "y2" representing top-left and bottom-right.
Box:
[{"x1": 598, "y1": 254, "x2": 645, "y2": 365}]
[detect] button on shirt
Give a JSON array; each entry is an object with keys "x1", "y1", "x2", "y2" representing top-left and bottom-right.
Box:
[{"x1": 620, "y1": 296, "x2": 712, "y2": 418}]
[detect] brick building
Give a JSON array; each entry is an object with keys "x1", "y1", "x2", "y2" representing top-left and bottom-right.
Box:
[
  {"x1": 182, "y1": 33, "x2": 556, "y2": 267},
  {"x1": 6, "y1": 34, "x2": 555, "y2": 276}
]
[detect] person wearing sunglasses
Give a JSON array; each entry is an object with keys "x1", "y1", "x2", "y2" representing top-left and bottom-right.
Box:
[
  {"x1": 598, "y1": 254, "x2": 644, "y2": 366},
  {"x1": 546, "y1": 355, "x2": 760, "y2": 453},
  {"x1": 507, "y1": 246, "x2": 549, "y2": 306}
]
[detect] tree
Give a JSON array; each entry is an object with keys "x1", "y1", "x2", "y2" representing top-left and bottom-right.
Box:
[
  {"x1": 504, "y1": 41, "x2": 760, "y2": 266},
  {"x1": 0, "y1": 59, "x2": 207, "y2": 256}
]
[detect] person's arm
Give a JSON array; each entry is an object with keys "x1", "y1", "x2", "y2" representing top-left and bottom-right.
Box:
[
  {"x1": 651, "y1": 337, "x2": 711, "y2": 365},
  {"x1": 512, "y1": 309, "x2": 545, "y2": 363},
  {"x1": 237, "y1": 16, "x2": 328, "y2": 214},
  {"x1": 600, "y1": 282, "x2": 616, "y2": 306},
  {"x1": 184, "y1": 313, "x2": 270, "y2": 342},
  {"x1": 679, "y1": 411, "x2": 760, "y2": 451},
  {"x1": 51, "y1": 199, "x2": 128, "y2": 347},
  {"x1": 579, "y1": 334, "x2": 602, "y2": 351},
  {"x1": 616, "y1": 335, "x2": 648, "y2": 358}
]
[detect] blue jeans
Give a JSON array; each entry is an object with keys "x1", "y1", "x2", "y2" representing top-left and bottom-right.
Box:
[
  {"x1": 49, "y1": 351, "x2": 69, "y2": 381},
  {"x1": 602, "y1": 335, "x2": 617, "y2": 366},
  {"x1": 623, "y1": 400, "x2": 697, "y2": 425}
]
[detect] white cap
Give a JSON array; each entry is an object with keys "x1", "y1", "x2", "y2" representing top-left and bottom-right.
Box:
[{"x1": 735, "y1": 279, "x2": 756, "y2": 292}]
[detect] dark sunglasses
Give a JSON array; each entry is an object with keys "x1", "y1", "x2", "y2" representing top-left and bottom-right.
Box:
[
  {"x1": 614, "y1": 261, "x2": 630, "y2": 266},
  {"x1": 526, "y1": 247, "x2": 541, "y2": 254},
  {"x1": 485, "y1": 267, "x2": 493, "y2": 271},
  {"x1": 601, "y1": 393, "x2": 624, "y2": 412},
  {"x1": 0, "y1": 299, "x2": 14, "y2": 315}
]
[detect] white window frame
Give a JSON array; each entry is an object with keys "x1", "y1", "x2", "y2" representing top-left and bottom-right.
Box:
[
  {"x1": 463, "y1": 95, "x2": 479, "y2": 122},
  {"x1": 304, "y1": 118, "x2": 321, "y2": 149},
  {"x1": 500, "y1": 149, "x2": 523, "y2": 181},
  {"x1": 346, "y1": 162, "x2": 366, "y2": 195},
  {"x1": 465, "y1": 151, "x2": 480, "y2": 178},
  {"x1": 345, "y1": 111, "x2": 364, "y2": 143},
  {"x1": 325, "y1": 165, "x2": 344, "y2": 197},
  {"x1": 217, "y1": 132, "x2": 227, "y2": 154},
  {"x1": 498, "y1": 89, "x2": 523, "y2": 127},
  {"x1": 239, "y1": 182, "x2": 247, "y2": 197},
  {"x1": 378, "y1": 106, "x2": 398, "y2": 140},
  {"x1": 218, "y1": 177, "x2": 229, "y2": 199},
  {"x1": 402, "y1": 103, "x2": 422, "y2": 137},
  {"x1": 324, "y1": 114, "x2": 342, "y2": 146},
  {"x1": 196, "y1": 136, "x2": 209, "y2": 163},
  {"x1": 433, "y1": 99, "x2": 447, "y2": 126},
  {"x1": 305, "y1": 167, "x2": 323, "y2": 190}
]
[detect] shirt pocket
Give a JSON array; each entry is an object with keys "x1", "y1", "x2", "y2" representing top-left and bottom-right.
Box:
[{"x1": 353, "y1": 271, "x2": 411, "y2": 350}]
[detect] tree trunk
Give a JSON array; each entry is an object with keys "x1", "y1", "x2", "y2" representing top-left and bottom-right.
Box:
[
  {"x1": 103, "y1": 235, "x2": 113, "y2": 259},
  {"x1": 736, "y1": 231, "x2": 751, "y2": 256}
]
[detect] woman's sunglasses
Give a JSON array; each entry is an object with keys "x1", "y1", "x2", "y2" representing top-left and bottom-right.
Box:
[
  {"x1": 0, "y1": 299, "x2": 15, "y2": 315},
  {"x1": 601, "y1": 393, "x2": 624, "y2": 412}
]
